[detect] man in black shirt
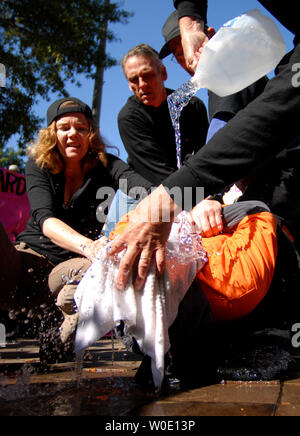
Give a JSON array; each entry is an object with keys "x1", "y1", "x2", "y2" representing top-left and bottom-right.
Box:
[
  {"x1": 169, "y1": 0, "x2": 300, "y2": 194},
  {"x1": 118, "y1": 43, "x2": 209, "y2": 186},
  {"x1": 171, "y1": 0, "x2": 300, "y2": 249},
  {"x1": 160, "y1": 10, "x2": 269, "y2": 205},
  {"x1": 104, "y1": 43, "x2": 208, "y2": 235}
]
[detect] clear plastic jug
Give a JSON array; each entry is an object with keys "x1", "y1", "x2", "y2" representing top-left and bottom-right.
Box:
[
  {"x1": 168, "y1": 9, "x2": 287, "y2": 169},
  {"x1": 190, "y1": 8, "x2": 287, "y2": 96}
]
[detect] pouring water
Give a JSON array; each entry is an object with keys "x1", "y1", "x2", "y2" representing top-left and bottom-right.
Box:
[{"x1": 168, "y1": 9, "x2": 286, "y2": 168}]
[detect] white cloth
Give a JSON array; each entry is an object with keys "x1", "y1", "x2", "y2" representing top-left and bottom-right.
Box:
[{"x1": 74, "y1": 212, "x2": 207, "y2": 390}]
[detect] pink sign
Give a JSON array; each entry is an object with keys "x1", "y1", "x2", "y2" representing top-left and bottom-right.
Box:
[{"x1": 0, "y1": 168, "x2": 30, "y2": 241}]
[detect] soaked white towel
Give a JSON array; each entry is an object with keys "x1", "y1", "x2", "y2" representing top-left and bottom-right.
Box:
[{"x1": 74, "y1": 212, "x2": 207, "y2": 390}]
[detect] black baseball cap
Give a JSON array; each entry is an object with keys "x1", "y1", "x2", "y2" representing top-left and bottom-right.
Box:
[
  {"x1": 159, "y1": 11, "x2": 181, "y2": 59},
  {"x1": 47, "y1": 97, "x2": 93, "y2": 126}
]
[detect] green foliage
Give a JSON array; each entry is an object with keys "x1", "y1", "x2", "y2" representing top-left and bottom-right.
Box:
[
  {"x1": 0, "y1": 0, "x2": 132, "y2": 167},
  {"x1": 0, "y1": 147, "x2": 26, "y2": 172}
]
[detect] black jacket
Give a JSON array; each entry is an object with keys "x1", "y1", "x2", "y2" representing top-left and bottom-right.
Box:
[
  {"x1": 174, "y1": 0, "x2": 299, "y2": 36},
  {"x1": 165, "y1": 1, "x2": 300, "y2": 201}
]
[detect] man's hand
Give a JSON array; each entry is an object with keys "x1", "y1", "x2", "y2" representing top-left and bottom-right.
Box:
[
  {"x1": 190, "y1": 199, "x2": 223, "y2": 237},
  {"x1": 108, "y1": 185, "x2": 180, "y2": 291},
  {"x1": 179, "y1": 16, "x2": 209, "y2": 73}
]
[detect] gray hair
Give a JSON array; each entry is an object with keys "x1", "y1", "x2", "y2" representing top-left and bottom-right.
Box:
[{"x1": 121, "y1": 43, "x2": 164, "y2": 75}]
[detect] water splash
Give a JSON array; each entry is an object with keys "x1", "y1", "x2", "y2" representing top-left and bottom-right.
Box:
[
  {"x1": 166, "y1": 211, "x2": 207, "y2": 267},
  {"x1": 167, "y1": 80, "x2": 198, "y2": 169}
]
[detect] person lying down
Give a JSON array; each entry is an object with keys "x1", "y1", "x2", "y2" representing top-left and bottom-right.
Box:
[{"x1": 73, "y1": 200, "x2": 281, "y2": 390}]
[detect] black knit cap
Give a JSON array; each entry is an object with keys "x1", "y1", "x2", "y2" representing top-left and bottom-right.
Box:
[
  {"x1": 47, "y1": 97, "x2": 93, "y2": 126},
  {"x1": 159, "y1": 11, "x2": 181, "y2": 59}
]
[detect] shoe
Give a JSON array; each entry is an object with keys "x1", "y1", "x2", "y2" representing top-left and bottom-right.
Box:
[{"x1": 134, "y1": 355, "x2": 157, "y2": 391}]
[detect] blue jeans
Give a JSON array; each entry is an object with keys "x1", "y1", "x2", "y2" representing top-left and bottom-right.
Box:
[{"x1": 103, "y1": 190, "x2": 139, "y2": 237}]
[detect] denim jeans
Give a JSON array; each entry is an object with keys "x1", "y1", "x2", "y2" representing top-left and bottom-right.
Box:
[{"x1": 103, "y1": 189, "x2": 139, "y2": 238}]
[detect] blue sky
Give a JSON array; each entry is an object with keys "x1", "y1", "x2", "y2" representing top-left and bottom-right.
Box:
[{"x1": 31, "y1": 0, "x2": 295, "y2": 162}]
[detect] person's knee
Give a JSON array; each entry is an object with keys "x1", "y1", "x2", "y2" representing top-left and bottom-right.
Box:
[{"x1": 48, "y1": 258, "x2": 91, "y2": 296}]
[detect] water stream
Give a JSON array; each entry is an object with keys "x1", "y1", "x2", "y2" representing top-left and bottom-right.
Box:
[{"x1": 167, "y1": 80, "x2": 198, "y2": 169}]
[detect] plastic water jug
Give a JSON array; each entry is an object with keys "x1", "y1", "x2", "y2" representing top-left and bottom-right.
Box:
[
  {"x1": 168, "y1": 9, "x2": 287, "y2": 169},
  {"x1": 190, "y1": 9, "x2": 286, "y2": 96}
]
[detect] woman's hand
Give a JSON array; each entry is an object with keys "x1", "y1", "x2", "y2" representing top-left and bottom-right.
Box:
[
  {"x1": 191, "y1": 200, "x2": 223, "y2": 237},
  {"x1": 83, "y1": 236, "x2": 109, "y2": 262}
]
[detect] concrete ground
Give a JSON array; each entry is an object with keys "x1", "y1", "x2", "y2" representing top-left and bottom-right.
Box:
[{"x1": 0, "y1": 336, "x2": 300, "y2": 416}]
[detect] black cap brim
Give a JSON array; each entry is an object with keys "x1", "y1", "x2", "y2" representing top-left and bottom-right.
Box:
[
  {"x1": 159, "y1": 11, "x2": 181, "y2": 59},
  {"x1": 159, "y1": 42, "x2": 173, "y2": 59},
  {"x1": 47, "y1": 97, "x2": 93, "y2": 126}
]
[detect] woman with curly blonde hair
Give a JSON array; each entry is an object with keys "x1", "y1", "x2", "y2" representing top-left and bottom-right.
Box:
[
  {"x1": 29, "y1": 99, "x2": 108, "y2": 176},
  {"x1": 0, "y1": 97, "x2": 152, "y2": 358}
]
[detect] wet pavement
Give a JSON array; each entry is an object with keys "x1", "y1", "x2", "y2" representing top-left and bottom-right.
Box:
[{"x1": 0, "y1": 330, "x2": 300, "y2": 417}]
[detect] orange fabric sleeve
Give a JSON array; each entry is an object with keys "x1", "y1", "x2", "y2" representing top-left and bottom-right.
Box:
[{"x1": 197, "y1": 212, "x2": 278, "y2": 322}]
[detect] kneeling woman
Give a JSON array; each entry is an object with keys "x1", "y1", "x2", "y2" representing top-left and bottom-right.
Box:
[{"x1": 0, "y1": 97, "x2": 152, "y2": 339}]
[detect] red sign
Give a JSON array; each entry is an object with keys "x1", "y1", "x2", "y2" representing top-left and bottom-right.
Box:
[{"x1": 0, "y1": 168, "x2": 30, "y2": 241}]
